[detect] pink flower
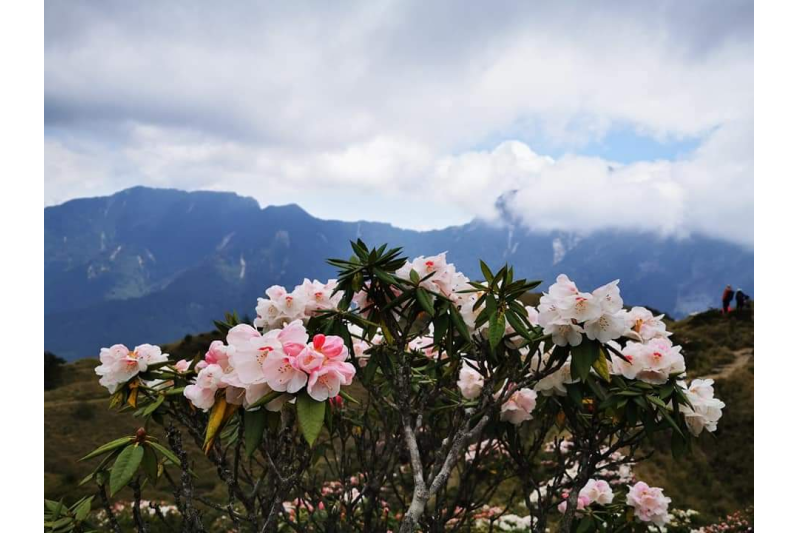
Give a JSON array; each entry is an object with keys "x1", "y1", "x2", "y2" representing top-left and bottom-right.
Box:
[
  {"x1": 457, "y1": 360, "x2": 484, "y2": 400},
  {"x1": 626, "y1": 482, "x2": 671, "y2": 527},
  {"x1": 500, "y1": 388, "x2": 537, "y2": 425},
  {"x1": 291, "y1": 333, "x2": 355, "y2": 401},
  {"x1": 581, "y1": 479, "x2": 614, "y2": 506},
  {"x1": 174, "y1": 359, "x2": 191, "y2": 373},
  {"x1": 259, "y1": 320, "x2": 312, "y2": 393},
  {"x1": 204, "y1": 340, "x2": 230, "y2": 368},
  {"x1": 262, "y1": 349, "x2": 308, "y2": 394},
  {"x1": 184, "y1": 364, "x2": 225, "y2": 410}
]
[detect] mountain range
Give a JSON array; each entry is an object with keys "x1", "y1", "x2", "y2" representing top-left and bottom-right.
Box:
[{"x1": 45, "y1": 187, "x2": 754, "y2": 360}]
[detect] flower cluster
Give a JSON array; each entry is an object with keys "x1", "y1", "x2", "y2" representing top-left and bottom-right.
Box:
[
  {"x1": 255, "y1": 278, "x2": 342, "y2": 329},
  {"x1": 396, "y1": 252, "x2": 471, "y2": 302},
  {"x1": 95, "y1": 344, "x2": 168, "y2": 393},
  {"x1": 183, "y1": 320, "x2": 356, "y2": 409},
  {"x1": 679, "y1": 379, "x2": 726, "y2": 436},
  {"x1": 537, "y1": 274, "x2": 627, "y2": 345}
]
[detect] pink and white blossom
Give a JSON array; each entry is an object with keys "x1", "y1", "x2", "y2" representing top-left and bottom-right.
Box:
[
  {"x1": 626, "y1": 482, "x2": 671, "y2": 527},
  {"x1": 184, "y1": 364, "x2": 225, "y2": 410},
  {"x1": 557, "y1": 478, "x2": 614, "y2": 514},
  {"x1": 95, "y1": 343, "x2": 169, "y2": 393},
  {"x1": 614, "y1": 338, "x2": 685, "y2": 384},
  {"x1": 500, "y1": 388, "x2": 537, "y2": 425}
]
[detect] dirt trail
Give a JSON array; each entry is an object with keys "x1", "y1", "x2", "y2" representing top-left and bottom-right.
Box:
[{"x1": 703, "y1": 347, "x2": 754, "y2": 381}]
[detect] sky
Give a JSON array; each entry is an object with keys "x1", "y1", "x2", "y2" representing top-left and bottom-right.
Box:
[{"x1": 44, "y1": 0, "x2": 754, "y2": 247}]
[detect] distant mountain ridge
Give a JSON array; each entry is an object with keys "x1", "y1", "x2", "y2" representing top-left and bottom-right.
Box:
[{"x1": 45, "y1": 187, "x2": 754, "y2": 360}]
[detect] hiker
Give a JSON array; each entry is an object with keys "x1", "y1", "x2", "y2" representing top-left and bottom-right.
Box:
[
  {"x1": 735, "y1": 288, "x2": 750, "y2": 311},
  {"x1": 721, "y1": 285, "x2": 734, "y2": 314}
]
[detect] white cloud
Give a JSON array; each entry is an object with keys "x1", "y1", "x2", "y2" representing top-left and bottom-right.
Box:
[{"x1": 44, "y1": 1, "x2": 753, "y2": 244}]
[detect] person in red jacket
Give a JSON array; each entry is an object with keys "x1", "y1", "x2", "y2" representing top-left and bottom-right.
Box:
[{"x1": 721, "y1": 285, "x2": 734, "y2": 314}]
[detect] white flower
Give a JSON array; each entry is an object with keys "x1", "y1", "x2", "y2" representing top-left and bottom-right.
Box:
[
  {"x1": 298, "y1": 278, "x2": 342, "y2": 313},
  {"x1": 583, "y1": 280, "x2": 628, "y2": 344},
  {"x1": 396, "y1": 252, "x2": 471, "y2": 301},
  {"x1": 530, "y1": 347, "x2": 577, "y2": 396},
  {"x1": 623, "y1": 307, "x2": 671, "y2": 342},
  {"x1": 557, "y1": 292, "x2": 603, "y2": 323},
  {"x1": 543, "y1": 319, "x2": 584, "y2": 347},
  {"x1": 581, "y1": 479, "x2": 614, "y2": 505},
  {"x1": 584, "y1": 310, "x2": 628, "y2": 343},
  {"x1": 95, "y1": 343, "x2": 168, "y2": 394},
  {"x1": 679, "y1": 379, "x2": 725, "y2": 436},
  {"x1": 457, "y1": 359, "x2": 484, "y2": 400},
  {"x1": 500, "y1": 388, "x2": 537, "y2": 425},
  {"x1": 549, "y1": 274, "x2": 580, "y2": 300}
]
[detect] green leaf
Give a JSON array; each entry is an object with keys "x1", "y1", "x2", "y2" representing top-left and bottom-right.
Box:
[
  {"x1": 296, "y1": 392, "x2": 327, "y2": 446},
  {"x1": 74, "y1": 496, "x2": 93, "y2": 522},
  {"x1": 80, "y1": 436, "x2": 134, "y2": 462},
  {"x1": 44, "y1": 499, "x2": 62, "y2": 514},
  {"x1": 109, "y1": 444, "x2": 144, "y2": 496},
  {"x1": 570, "y1": 339, "x2": 599, "y2": 381},
  {"x1": 409, "y1": 268, "x2": 420, "y2": 284},
  {"x1": 142, "y1": 446, "x2": 159, "y2": 484},
  {"x1": 488, "y1": 311, "x2": 505, "y2": 349},
  {"x1": 73, "y1": 496, "x2": 94, "y2": 522},
  {"x1": 479, "y1": 260, "x2": 494, "y2": 283},
  {"x1": 505, "y1": 310, "x2": 532, "y2": 341},
  {"x1": 416, "y1": 287, "x2": 435, "y2": 316},
  {"x1": 577, "y1": 515, "x2": 594, "y2": 533},
  {"x1": 244, "y1": 408, "x2": 268, "y2": 457},
  {"x1": 449, "y1": 303, "x2": 471, "y2": 340},
  {"x1": 148, "y1": 442, "x2": 180, "y2": 466},
  {"x1": 592, "y1": 348, "x2": 611, "y2": 382},
  {"x1": 658, "y1": 406, "x2": 684, "y2": 437},
  {"x1": 142, "y1": 394, "x2": 165, "y2": 416},
  {"x1": 671, "y1": 427, "x2": 688, "y2": 458}
]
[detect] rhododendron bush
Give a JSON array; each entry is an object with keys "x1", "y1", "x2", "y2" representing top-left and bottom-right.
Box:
[{"x1": 48, "y1": 242, "x2": 725, "y2": 533}]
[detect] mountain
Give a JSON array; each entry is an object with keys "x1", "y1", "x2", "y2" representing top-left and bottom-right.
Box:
[{"x1": 45, "y1": 187, "x2": 754, "y2": 360}]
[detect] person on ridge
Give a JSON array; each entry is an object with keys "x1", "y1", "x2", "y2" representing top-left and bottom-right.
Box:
[
  {"x1": 735, "y1": 288, "x2": 750, "y2": 311},
  {"x1": 721, "y1": 285, "x2": 734, "y2": 314}
]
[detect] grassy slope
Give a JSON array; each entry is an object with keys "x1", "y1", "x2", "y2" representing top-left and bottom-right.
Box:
[
  {"x1": 44, "y1": 331, "x2": 228, "y2": 502},
  {"x1": 635, "y1": 307, "x2": 754, "y2": 520},
  {"x1": 44, "y1": 309, "x2": 754, "y2": 521}
]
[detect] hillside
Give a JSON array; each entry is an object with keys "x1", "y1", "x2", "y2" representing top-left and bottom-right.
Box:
[{"x1": 44, "y1": 307, "x2": 754, "y2": 524}]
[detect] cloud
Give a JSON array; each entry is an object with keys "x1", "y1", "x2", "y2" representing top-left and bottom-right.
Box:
[{"x1": 44, "y1": 1, "x2": 753, "y2": 245}]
